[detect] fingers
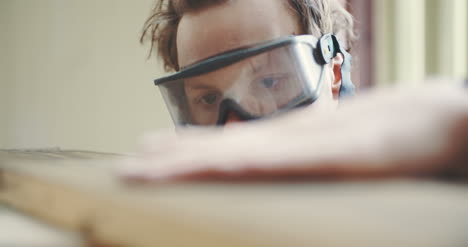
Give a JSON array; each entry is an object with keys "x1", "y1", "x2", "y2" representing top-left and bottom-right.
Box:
[{"x1": 118, "y1": 81, "x2": 468, "y2": 183}]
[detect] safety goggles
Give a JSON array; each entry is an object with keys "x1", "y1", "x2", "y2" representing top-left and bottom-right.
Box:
[{"x1": 154, "y1": 34, "x2": 354, "y2": 126}]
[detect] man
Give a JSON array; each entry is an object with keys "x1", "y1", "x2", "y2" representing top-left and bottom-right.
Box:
[
  {"x1": 121, "y1": 0, "x2": 468, "y2": 181},
  {"x1": 141, "y1": 0, "x2": 355, "y2": 125}
]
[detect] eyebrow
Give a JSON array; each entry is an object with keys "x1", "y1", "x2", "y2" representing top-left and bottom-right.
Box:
[
  {"x1": 185, "y1": 51, "x2": 278, "y2": 91},
  {"x1": 249, "y1": 52, "x2": 274, "y2": 74}
]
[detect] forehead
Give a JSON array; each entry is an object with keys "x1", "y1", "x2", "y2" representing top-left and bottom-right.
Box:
[{"x1": 176, "y1": 0, "x2": 301, "y2": 67}]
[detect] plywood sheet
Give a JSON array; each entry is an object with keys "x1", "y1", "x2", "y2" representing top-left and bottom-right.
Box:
[{"x1": 1, "y1": 150, "x2": 468, "y2": 247}]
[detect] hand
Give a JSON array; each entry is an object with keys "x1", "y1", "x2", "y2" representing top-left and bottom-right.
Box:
[{"x1": 120, "y1": 79, "x2": 468, "y2": 182}]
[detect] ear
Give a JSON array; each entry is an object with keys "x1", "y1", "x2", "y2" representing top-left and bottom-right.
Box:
[{"x1": 331, "y1": 53, "x2": 343, "y2": 99}]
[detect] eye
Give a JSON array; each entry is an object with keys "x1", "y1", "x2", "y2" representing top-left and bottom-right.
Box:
[
  {"x1": 259, "y1": 77, "x2": 280, "y2": 89},
  {"x1": 199, "y1": 93, "x2": 221, "y2": 105}
]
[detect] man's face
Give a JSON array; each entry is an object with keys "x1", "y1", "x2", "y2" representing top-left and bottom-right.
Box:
[
  {"x1": 182, "y1": 46, "x2": 312, "y2": 125},
  {"x1": 176, "y1": 0, "x2": 338, "y2": 124}
]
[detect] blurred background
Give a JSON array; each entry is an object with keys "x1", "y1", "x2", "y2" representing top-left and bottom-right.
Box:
[
  {"x1": 0, "y1": 0, "x2": 467, "y2": 153},
  {"x1": 0, "y1": 0, "x2": 172, "y2": 153},
  {"x1": 349, "y1": 0, "x2": 467, "y2": 88}
]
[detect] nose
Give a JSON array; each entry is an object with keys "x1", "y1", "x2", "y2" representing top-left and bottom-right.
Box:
[{"x1": 225, "y1": 111, "x2": 244, "y2": 125}]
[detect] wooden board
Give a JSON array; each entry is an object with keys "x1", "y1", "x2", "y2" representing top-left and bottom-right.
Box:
[
  {"x1": 1, "y1": 150, "x2": 468, "y2": 247},
  {"x1": 0, "y1": 205, "x2": 83, "y2": 247}
]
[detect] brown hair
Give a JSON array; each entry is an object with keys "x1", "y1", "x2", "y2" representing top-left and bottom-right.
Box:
[{"x1": 141, "y1": 0, "x2": 356, "y2": 72}]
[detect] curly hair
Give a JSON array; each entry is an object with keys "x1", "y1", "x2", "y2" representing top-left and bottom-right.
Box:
[{"x1": 141, "y1": 0, "x2": 356, "y2": 72}]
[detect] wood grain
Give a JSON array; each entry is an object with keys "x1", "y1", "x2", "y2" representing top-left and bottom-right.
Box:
[{"x1": 1, "y1": 150, "x2": 468, "y2": 247}]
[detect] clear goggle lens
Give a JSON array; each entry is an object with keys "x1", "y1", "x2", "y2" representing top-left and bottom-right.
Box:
[{"x1": 157, "y1": 39, "x2": 324, "y2": 126}]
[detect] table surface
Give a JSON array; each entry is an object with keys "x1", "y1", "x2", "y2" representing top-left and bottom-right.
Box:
[
  {"x1": 0, "y1": 205, "x2": 83, "y2": 247},
  {"x1": 1, "y1": 150, "x2": 468, "y2": 247}
]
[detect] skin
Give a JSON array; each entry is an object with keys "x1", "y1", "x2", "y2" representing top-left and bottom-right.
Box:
[
  {"x1": 119, "y1": 2, "x2": 468, "y2": 182},
  {"x1": 176, "y1": 0, "x2": 343, "y2": 124},
  {"x1": 183, "y1": 47, "x2": 314, "y2": 124},
  {"x1": 121, "y1": 79, "x2": 468, "y2": 182}
]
